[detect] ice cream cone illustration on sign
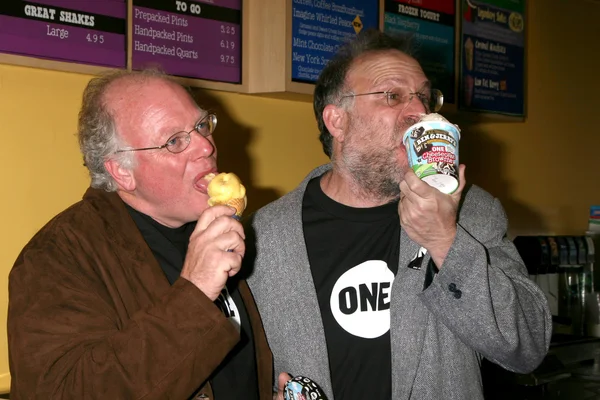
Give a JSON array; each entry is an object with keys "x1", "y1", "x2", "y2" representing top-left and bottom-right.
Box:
[
  {"x1": 353, "y1": 15, "x2": 363, "y2": 34},
  {"x1": 464, "y1": 37, "x2": 474, "y2": 71},
  {"x1": 204, "y1": 172, "x2": 247, "y2": 220}
]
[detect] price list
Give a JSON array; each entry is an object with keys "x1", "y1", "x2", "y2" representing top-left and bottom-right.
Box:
[
  {"x1": 0, "y1": 0, "x2": 126, "y2": 68},
  {"x1": 132, "y1": 0, "x2": 241, "y2": 84}
]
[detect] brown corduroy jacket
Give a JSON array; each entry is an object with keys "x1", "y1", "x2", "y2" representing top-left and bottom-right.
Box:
[{"x1": 8, "y1": 187, "x2": 273, "y2": 399}]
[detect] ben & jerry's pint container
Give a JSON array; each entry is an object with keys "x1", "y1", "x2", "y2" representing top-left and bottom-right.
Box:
[
  {"x1": 284, "y1": 376, "x2": 327, "y2": 400},
  {"x1": 402, "y1": 113, "x2": 461, "y2": 194}
]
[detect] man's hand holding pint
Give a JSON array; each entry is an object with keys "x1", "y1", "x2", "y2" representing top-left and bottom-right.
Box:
[{"x1": 399, "y1": 165, "x2": 467, "y2": 267}]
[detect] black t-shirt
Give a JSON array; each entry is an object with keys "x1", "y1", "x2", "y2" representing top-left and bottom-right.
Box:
[
  {"x1": 126, "y1": 205, "x2": 258, "y2": 400},
  {"x1": 303, "y1": 177, "x2": 400, "y2": 400}
]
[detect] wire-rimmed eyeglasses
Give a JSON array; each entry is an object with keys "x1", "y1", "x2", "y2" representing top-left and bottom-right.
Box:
[
  {"x1": 342, "y1": 87, "x2": 443, "y2": 113},
  {"x1": 115, "y1": 113, "x2": 217, "y2": 154}
]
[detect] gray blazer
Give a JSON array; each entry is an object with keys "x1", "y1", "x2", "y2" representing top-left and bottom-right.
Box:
[{"x1": 246, "y1": 164, "x2": 552, "y2": 400}]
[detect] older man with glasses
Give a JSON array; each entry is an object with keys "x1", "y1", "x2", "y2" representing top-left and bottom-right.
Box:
[
  {"x1": 245, "y1": 29, "x2": 551, "y2": 400},
  {"x1": 8, "y1": 70, "x2": 273, "y2": 399}
]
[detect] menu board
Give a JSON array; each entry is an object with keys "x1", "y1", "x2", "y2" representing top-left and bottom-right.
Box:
[
  {"x1": 132, "y1": 0, "x2": 241, "y2": 84},
  {"x1": 459, "y1": 0, "x2": 525, "y2": 116},
  {"x1": 0, "y1": 0, "x2": 126, "y2": 68},
  {"x1": 383, "y1": 0, "x2": 456, "y2": 104},
  {"x1": 291, "y1": 0, "x2": 379, "y2": 84}
]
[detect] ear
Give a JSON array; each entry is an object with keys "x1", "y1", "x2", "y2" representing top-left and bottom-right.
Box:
[
  {"x1": 323, "y1": 104, "x2": 348, "y2": 142},
  {"x1": 104, "y1": 158, "x2": 136, "y2": 192}
]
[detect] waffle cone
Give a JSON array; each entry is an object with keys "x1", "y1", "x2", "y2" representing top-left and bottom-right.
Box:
[{"x1": 224, "y1": 197, "x2": 247, "y2": 217}]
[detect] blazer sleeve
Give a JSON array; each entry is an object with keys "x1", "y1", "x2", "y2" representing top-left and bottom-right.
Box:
[
  {"x1": 417, "y1": 194, "x2": 552, "y2": 374},
  {"x1": 8, "y1": 235, "x2": 240, "y2": 399}
]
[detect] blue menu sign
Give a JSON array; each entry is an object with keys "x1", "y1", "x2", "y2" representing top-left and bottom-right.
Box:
[
  {"x1": 291, "y1": 0, "x2": 379, "y2": 84},
  {"x1": 383, "y1": 0, "x2": 456, "y2": 104},
  {"x1": 459, "y1": 0, "x2": 526, "y2": 116}
]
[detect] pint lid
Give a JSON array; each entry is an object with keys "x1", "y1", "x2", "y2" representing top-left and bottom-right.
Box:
[{"x1": 402, "y1": 114, "x2": 461, "y2": 142}]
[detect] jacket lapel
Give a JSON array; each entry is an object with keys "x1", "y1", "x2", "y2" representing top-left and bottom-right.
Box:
[
  {"x1": 83, "y1": 188, "x2": 172, "y2": 302},
  {"x1": 247, "y1": 165, "x2": 334, "y2": 399},
  {"x1": 275, "y1": 178, "x2": 334, "y2": 398},
  {"x1": 238, "y1": 280, "x2": 274, "y2": 400},
  {"x1": 390, "y1": 229, "x2": 431, "y2": 400}
]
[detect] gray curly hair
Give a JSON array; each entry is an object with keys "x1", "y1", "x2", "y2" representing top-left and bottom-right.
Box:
[
  {"x1": 314, "y1": 29, "x2": 414, "y2": 158},
  {"x1": 78, "y1": 69, "x2": 173, "y2": 192}
]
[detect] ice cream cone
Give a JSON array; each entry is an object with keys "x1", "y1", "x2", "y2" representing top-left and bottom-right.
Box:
[
  {"x1": 205, "y1": 172, "x2": 247, "y2": 219},
  {"x1": 224, "y1": 196, "x2": 247, "y2": 218}
]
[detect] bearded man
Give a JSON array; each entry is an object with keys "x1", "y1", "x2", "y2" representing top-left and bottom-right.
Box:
[{"x1": 244, "y1": 29, "x2": 551, "y2": 400}]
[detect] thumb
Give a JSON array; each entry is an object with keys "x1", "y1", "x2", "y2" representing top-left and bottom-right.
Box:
[
  {"x1": 278, "y1": 372, "x2": 292, "y2": 390},
  {"x1": 277, "y1": 372, "x2": 292, "y2": 399},
  {"x1": 452, "y1": 164, "x2": 467, "y2": 199}
]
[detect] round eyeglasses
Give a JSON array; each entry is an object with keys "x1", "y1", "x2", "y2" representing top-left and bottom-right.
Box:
[
  {"x1": 115, "y1": 113, "x2": 217, "y2": 154},
  {"x1": 342, "y1": 87, "x2": 443, "y2": 113}
]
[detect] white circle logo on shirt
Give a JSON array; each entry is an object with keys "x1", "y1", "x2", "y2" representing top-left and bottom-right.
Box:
[
  {"x1": 330, "y1": 260, "x2": 394, "y2": 339},
  {"x1": 215, "y1": 287, "x2": 241, "y2": 333}
]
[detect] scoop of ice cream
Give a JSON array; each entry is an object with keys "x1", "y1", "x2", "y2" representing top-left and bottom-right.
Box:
[
  {"x1": 203, "y1": 172, "x2": 217, "y2": 183},
  {"x1": 419, "y1": 112, "x2": 450, "y2": 123},
  {"x1": 417, "y1": 113, "x2": 461, "y2": 135},
  {"x1": 205, "y1": 172, "x2": 247, "y2": 217}
]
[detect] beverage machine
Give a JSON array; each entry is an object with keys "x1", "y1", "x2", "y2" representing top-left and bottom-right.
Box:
[
  {"x1": 514, "y1": 235, "x2": 597, "y2": 336},
  {"x1": 483, "y1": 235, "x2": 600, "y2": 399}
]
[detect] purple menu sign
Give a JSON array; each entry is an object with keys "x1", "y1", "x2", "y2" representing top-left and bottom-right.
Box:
[
  {"x1": 132, "y1": 0, "x2": 241, "y2": 84},
  {"x1": 0, "y1": 0, "x2": 126, "y2": 68}
]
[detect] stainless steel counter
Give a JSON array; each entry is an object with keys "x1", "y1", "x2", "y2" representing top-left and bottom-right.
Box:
[{"x1": 483, "y1": 334, "x2": 600, "y2": 399}]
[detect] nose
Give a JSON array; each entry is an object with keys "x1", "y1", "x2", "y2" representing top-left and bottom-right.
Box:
[{"x1": 188, "y1": 133, "x2": 216, "y2": 159}]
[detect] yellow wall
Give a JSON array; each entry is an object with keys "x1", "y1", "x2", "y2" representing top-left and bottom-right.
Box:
[
  {"x1": 0, "y1": 66, "x2": 329, "y2": 392},
  {"x1": 0, "y1": 0, "x2": 599, "y2": 392},
  {"x1": 452, "y1": 1, "x2": 600, "y2": 236}
]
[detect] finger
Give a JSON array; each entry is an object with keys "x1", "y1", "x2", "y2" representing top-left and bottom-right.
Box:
[
  {"x1": 222, "y1": 232, "x2": 246, "y2": 256},
  {"x1": 398, "y1": 193, "x2": 414, "y2": 226},
  {"x1": 212, "y1": 217, "x2": 246, "y2": 240},
  {"x1": 399, "y1": 190, "x2": 415, "y2": 209},
  {"x1": 399, "y1": 175, "x2": 413, "y2": 200},
  {"x1": 452, "y1": 164, "x2": 467, "y2": 198},
  {"x1": 195, "y1": 205, "x2": 236, "y2": 232},
  {"x1": 402, "y1": 169, "x2": 421, "y2": 190},
  {"x1": 225, "y1": 254, "x2": 243, "y2": 277},
  {"x1": 207, "y1": 248, "x2": 242, "y2": 276},
  {"x1": 211, "y1": 230, "x2": 246, "y2": 255},
  {"x1": 193, "y1": 214, "x2": 245, "y2": 242},
  {"x1": 399, "y1": 178, "x2": 418, "y2": 206},
  {"x1": 278, "y1": 372, "x2": 292, "y2": 393},
  {"x1": 403, "y1": 170, "x2": 438, "y2": 199}
]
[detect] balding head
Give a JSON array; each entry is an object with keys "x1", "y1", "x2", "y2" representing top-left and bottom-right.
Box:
[{"x1": 78, "y1": 70, "x2": 182, "y2": 192}]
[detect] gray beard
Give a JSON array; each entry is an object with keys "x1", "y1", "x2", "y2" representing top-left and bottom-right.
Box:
[
  {"x1": 345, "y1": 154, "x2": 401, "y2": 201},
  {"x1": 340, "y1": 116, "x2": 419, "y2": 202}
]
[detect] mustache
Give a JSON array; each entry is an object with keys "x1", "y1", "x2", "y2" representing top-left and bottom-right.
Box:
[
  {"x1": 403, "y1": 115, "x2": 421, "y2": 127},
  {"x1": 395, "y1": 115, "x2": 421, "y2": 142}
]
